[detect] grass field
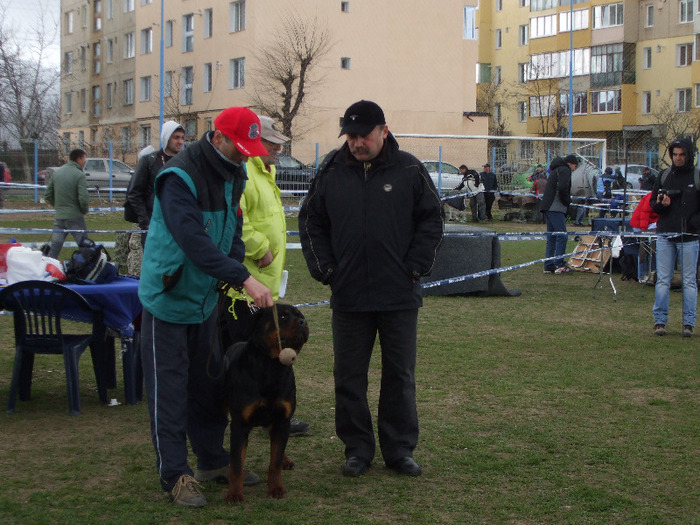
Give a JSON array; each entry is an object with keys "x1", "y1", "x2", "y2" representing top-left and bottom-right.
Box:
[{"x1": 1, "y1": 203, "x2": 699, "y2": 524}]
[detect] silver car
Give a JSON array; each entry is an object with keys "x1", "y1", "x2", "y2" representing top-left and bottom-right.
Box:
[
  {"x1": 83, "y1": 158, "x2": 134, "y2": 189},
  {"x1": 421, "y1": 160, "x2": 463, "y2": 194}
]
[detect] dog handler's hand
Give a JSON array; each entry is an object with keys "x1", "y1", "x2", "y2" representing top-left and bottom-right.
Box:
[
  {"x1": 242, "y1": 275, "x2": 274, "y2": 307},
  {"x1": 256, "y1": 250, "x2": 274, "y2": 269}
]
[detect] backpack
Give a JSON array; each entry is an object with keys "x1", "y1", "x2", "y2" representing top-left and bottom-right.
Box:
[
  {"x1": 659, "y1": 165, "x2": 700, "y2": 190},
  {"x1": 64, "y1": 238, "x2": 119, "y2": 284}
]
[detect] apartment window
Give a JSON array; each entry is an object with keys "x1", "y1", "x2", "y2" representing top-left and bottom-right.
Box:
[
  {"x1": 78, "y1": 131, "x2": 85, "y2": 148},
  {"x1": 65, "y1": 11, "x2": 74, "y2": 34},
  {"x1": 203, "y1": 63, "x2": 213, "y2": 92},
  {"x1": 106, "y1": 0, "x2": 113, "y2": 20},
  {"x1": 94, "y1": 0, "x2": 102, "y2": 30},
  {"x1": 341, "y1": 1, "x2": 350, "y2": 12},
  {"x1": 642, "y1": 91, "x2": 652, "y2": 114},
  {"x1": 124, "y1": 0, "x2": 135, "y2": 13},
  {"x1": 695, "y1": 85, "x2": 700, "y2": 107},
  {"x1": 593, "y1": 3, "x2": 623, "y2": 28},
  {"x1": 125, "y1": 32, "x2": 135, "y2": 58},
  {"x1": 495, "y1": 29, "x2": 502, "y2": 49},
  {"x1": 64, "y1": 51, "x2": 73, "y2": 74},
  {"x1": 680, "y1": 0, "x2": 694, "y2": 23},
  {"x1": 165, "y1": 20, "x2": 173, "y2": 47},
  {"x1": 341, "y1": 57, "x2": 351, "y2": 69},
  {"x1": 493, "y1": 66, "x2": 501, "y2": 85},
  {"x1": 463, "y1": 6, "x2": 477, "y2": 40},
  {"x1": 229, "y1": 58, "x2": 245, "y2": 89},
  {"x1": 204, "y1": 8, "x2": 213, "y2": 38},
  {"x1": 106, "y1": 82, "x2": 114, "y2": 108},
  {"x1": 493, "y1": 103, "x2": 501, "y2": 123},
  {"x1": 676, "y1": 88, "x2": 692, "y2": 112},
  {"x1": 164, "y1": 71, "x2": 173, "y2": 97},
  {"x1": 230, "y1": 0, "x2": 246, "y2": 33},
  {"x1": 81, "y1": 88, "x2": 87, "y2": 112},
  {"x1": 141, "y1": 0, "x2": 153, "y2": 4},
  {"x1": 183, "y1": 14, "x2": 194, "y2": 52},
  {"x1": 528, "y1": 48, "x2": 591, "y2": 80},
  {"x1": 123, "y1": 78, "x2": 134, "y2": 105},
  {"x1": 140, "y1": 125, "x2": 151, "y2": 149},
  {"x1": 518, "y1": 101, "x2": 527, "y2": 122},
  {"x1": 591, "y1": 43, "x2": 625, "y2": 87},
  {"x1": 182, "y1": 66, "x2": 194, "y2": 105},
  {"x1": 518, "y1": 63, "x2": 528, "y2": 83},
  {"x1": 677, "y1": 43, "x2": 693, "y2": 66},
  {"x1": 80, "y1": 46, "x2": 87, "y2": 71},
  {"x1": 121, "y1": 126, "x2": 131, "y2": 152},
  {"x1": 645, "y1": 4, "x2": 654, "y2": 27},
  {"x1": 643, "y1": 47, "x2": 652, "y2": 69},
  {"x1": 530, "y1": 14, "x2": 557, "y2": 39},
  {"x1": 107, "y1": 39, "x2": 114, "y2": 63},
  {"x1": 520, "y1": 0, "x2": 529, "y2": 6},
  {"x1": 141, "y1": 27, "x2": 153, "y2": 54},
  {"x1": 184, "y1": 118, "x2": 197, "y2": 138},
  {"x1": 92, "y1": 86, "x2": 101, "y2": 117},
  {"x1": 205, "y1": 118, "x2": 213, "y2": 131},
  {"x1": 477, "y1": 62, "x2": 491, "y2": 83},
  {"x1": 518, "y1": 24, "x2": 529, "y2": 45},
  {"x1": 140, "y1": 76, "x2": 151, "y2": 101},
  {"x1": 529, "y1": 95, "x2": 555, "y2": 117},
  {"x1": 81, "y1": 5, "x2": 88, "y2": 27},
  {"x1": 559, "y1": 92, "x2": 587, "y2": 115},
  {"x1": 590, "y1": 89, "x2": 621, "y2": 113},
  {"x1": 94, "y1": 42, "x2": 101, "y2": 75},
  {"x1": 64, "y1": 92, "x2": 73, "y2": 114},
  {"x1": 559, "y1": 9, "x2": 589, "y2": 32}
]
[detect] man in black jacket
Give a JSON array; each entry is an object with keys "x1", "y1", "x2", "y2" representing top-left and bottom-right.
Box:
[
  {"x1": 300, "y1": 100, "x2": 443, "y2": 478},
  {"x1": 650, "y1": 138, "x2": 700, "y2": 337},
  {"x1": 542, "y1": 155, "x2": 576, "y2": 274}
]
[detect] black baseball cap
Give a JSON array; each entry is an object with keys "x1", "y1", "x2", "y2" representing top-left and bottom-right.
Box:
[
  {"x1": 483, "y1": 163, "x2": 490, "y2": 167},
  {"x1": 339, "y1": 100, "x2": 386, "y2": 137}
]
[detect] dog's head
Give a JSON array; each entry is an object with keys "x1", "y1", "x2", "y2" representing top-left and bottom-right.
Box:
[{"x1": 246, "y1": 304, "x2": 309, "y2": 362}]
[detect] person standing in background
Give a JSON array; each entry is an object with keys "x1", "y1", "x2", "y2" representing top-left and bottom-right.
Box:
[{"x1": 480, "y1": 163, "x2": 498, "y2": 220}]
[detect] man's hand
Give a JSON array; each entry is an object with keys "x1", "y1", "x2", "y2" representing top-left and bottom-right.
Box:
[
  {"x1": 657, "y1": 193, "x2": 671, "y2": 207},
  {"x1": 256, "y1": 250, "x2": 274, "y2": 269},
  {"x1": 242, "y1": 275, "x2": 273, "y2": 307}
]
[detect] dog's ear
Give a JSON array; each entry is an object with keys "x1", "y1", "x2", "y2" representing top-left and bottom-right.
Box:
[{"x1": 224, "y1": 341, "x2": 247, "y2": 371}]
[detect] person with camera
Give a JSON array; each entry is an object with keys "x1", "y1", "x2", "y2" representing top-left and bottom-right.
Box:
[{"x1": 650, "y1": 138, "x2": 700, "y2": 337}]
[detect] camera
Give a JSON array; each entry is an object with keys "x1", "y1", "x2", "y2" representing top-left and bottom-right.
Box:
[{"x1": 658, "y1": 189, "x2": 681, "y2": 197}]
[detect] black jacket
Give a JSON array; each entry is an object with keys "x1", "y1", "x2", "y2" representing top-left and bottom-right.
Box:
[
  {"x1": 541, "y1": 157, "x2": 572, "y2": 212},
  {"x1": 128, "y1": 149, "x2": 173, "y2": 228},
  {"x1": 299, "y1": 133, "x2": 444, "y2": 312},
  {"x1": 651, "y1": 138, "x2": 700, "y2": 239}
]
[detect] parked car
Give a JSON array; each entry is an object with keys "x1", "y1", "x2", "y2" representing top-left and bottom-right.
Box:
[
  {"x1": 0, "y1": 162, "x2": 11, "y2": 183},
  {"x1": 421, "y1": 160, "x2": 463, "y2": 193},
  {"x1": 614, "y1": 165, "x2": 660, "y2": 190},
  {"x1": 275, "y1": 154, "x2": 315, "y2": 194},
  {"x1": 82, "y1": 158, "x2": 134, "y2": 188}
]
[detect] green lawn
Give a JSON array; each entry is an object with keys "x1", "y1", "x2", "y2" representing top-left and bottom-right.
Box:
[{"x1": 1, "y1": 207, "x2": 698, "y2": 524}]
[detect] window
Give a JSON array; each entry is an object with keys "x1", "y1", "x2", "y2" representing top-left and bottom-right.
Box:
[
  {"x1": 677, "y1": 43, "x2": 693, "y2": 66},
  {"x1": 106, "y1": 0, "x2": 113, "y2": 20},
  {"x1": 518, "y1": 24, "x2": 529, "y2": 46},
  {"x1": 645, "y1": 4, "x2": 654, "y2": 27},
  {"x1": 496, "y1": 0, "x2": 502, "y2": 11},
  {"x1": 107, "y1": 39, "x2": 114, "y2": 63},
  {"x1": 203, "y1": 63, "x2": 212, "y2": 92},
  {"x1": 590, "y1": 43, "x2": 626, "y2": 86},
  {"x1": 141, "y1": 28, "x2": 153, "y2": 54},
  {"x1": 140, "y1": 125, "x2": 151, "y2": 149},
  {"x1": 527, "y1": 48, "x2": 590, "y2": 80},
  {"x1": 341, "y1": 1, "x2": 350, "y2": 12},
  {"x1": 680, "y1": 0, "x2": 694, "y2": 23},
  {"x1": 62, "y1": 132, "x2": 71, "y2": 155},
  {"x1": 530, "y1": 14, "x2": 557, "y2": 39},
  {"x1": 92, "y1": 86, "x2": 100, "y2": 117},
  {"x1": 140, "y1": 76, "x2": 151, "y2": 101},
  {"x1": 518, "y1": 63, "x2": 528, "y2": 83},
  {"x1": 182, "y1": 66, "x2": 194, "y2": 105},
  {"x1": 106, "y1": 82, "x2": 114, "y2": 108},
  {"x1": 183, "y1": 14, "x2": 194, "y2": 52},
  {"x1": 341, "y1": 57, "x2": 351, "y2": 69},
  {"x1": 493, "y1": 103, "x2": 501, "y2": 124},
  {"x1": 590, "y1": 89, "x2": 621, "y2": 113},
  {"x1": 230, "y1": 1, "x2": 246, "y2": 33},
  {"x1": 519, "y1": 0, "x2": 529, "y2": 6},
  {"x1": 65, "y1": 11, "x2": 74, "y2": 34},
  {"x1": 477, "y1": 62, "x2": 491, "y2": 84},
  {"x1": 165, "y1": 20, "x2": 173, "y2": 47},
  {"x1": 81, "y1": 88, "x2": 87, "y2": 112},
  {"x1": 643, "y1": 47, "x2": 652, "y2": 69},
  {"x1": 593, "y1": 3, "x2": 623, "y2": 28},
  {"x1": 184, "y1": 118, "x2": 197, "y2": 138},
  {"x1": 80, "y1": 46, "x2": 87, "y2": 71},
  {"x1": 529, "y1": 95, "x2": 555, "y2": 118},
  {"x1": 559, "y1": 9, "x2": 589, "y2": 32},
  {"x1": 123, "y1": 78, "x2": 134, "y2": 105},
  {"x1": 124, "y1": 0, "x2": 135, "y2": 13},
  {"x1": 65, "y1": 92, "x2": 73, "y2": 114},
  {"x1": 204, "y1": 8, "x2": 213, "y2": 38},
  {"x1": 164, "y1": 71, "x2": 173, "y2": 97},
  {"x1": 94, "y1": 42, "x2": 101, "y2": 75},
  {"x1": 531, "y1": 0, "x2": 556, "y2": 9},
  {"x1": 676, "y1": 88, "x2": 692, "y2": 112},
  {"x1": 695, "y1": 85, "x2": 700, "y2": 107},
  {"x1": 493, "y1": 66, "x2": 501, "y2": 85},
  {"x1": 121, "y1": 126, "x2": 131, "y2": 152},
  {"x1": 79, "y1": 131, "x2": 85, "y2": 148},
  {"x1": 229, "y1": 58, "x2": 245, "y2": 89},
  {"x1": 64, "y1": 51, "x2": 73, "y2": 74},
  {"x1": 125, "y1": 32, "x2": 135, "y2": 58},
  {"x1": 642, "y1": 91, "x2": 652, "y2": 114},
  {"x1": 518, "y1": 101, "x2": 527, "y2": 122},
  {"x1": 559, "y1": 92, "x2": 587, "y2": 115},
  {"x1": 463, "y1": 6, "x2": 477, "y2": 40},
  {"x1": 495, "y1": 29, "x2": 502, "y2": 49},
  {"x1": 94, "y1": 0, "x2": 102, "y2": 31}
]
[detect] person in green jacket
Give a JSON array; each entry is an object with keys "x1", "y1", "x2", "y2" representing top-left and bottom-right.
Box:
[{"x1": 44, "y1": 149, "x2": 90, "y2": 258}]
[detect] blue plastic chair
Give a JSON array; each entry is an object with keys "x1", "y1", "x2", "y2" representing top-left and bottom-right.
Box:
[{"x1": 0, "y1": 280, "x2": 108, "y2": 415}]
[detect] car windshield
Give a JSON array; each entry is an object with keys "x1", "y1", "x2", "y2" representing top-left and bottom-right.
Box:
[
  {"x1": 277, "y1": 155, "x2": 304, "y2": 169},
  {"x1": 424, "y1": 161, "x2": 460, "y2": 174}
]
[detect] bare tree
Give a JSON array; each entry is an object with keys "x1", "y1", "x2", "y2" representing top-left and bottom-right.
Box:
[
  {"x1": 0, "y1": 1, "x2": 60, "y2": 181},
  {"x1": 247, "y1": 13, "x2": 333, "y2": 149},
  {"x1": 647, "y1": 94, "x2": 700, "y2": 165}
]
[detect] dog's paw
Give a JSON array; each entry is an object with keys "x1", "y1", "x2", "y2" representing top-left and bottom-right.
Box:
[
  {"x1": 267, "y1": 484, "x2": 286, "y2": 499},
  {"x1": 225, "y1": 490, "x2": 245, "y2": 504}
]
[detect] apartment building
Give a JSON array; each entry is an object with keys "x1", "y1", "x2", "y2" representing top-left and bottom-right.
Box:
[
  {"x1": 476, "y1": 0, "x2": 700, "y2": 166},
  {"x1": 58, "y1": 0, "x2": 487, "y2": 165}
]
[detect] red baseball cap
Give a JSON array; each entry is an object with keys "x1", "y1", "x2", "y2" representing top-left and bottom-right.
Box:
[{"x1": 214, "y1": 107, "x2": 268, "y2": 157}]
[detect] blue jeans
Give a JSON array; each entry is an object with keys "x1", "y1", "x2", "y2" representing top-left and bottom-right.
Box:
[
  {"x1": 544, "y1": 211, "x2": 568, "y2": 271},
  {"x1": 653, "y1": 235, "x2": 699, "y2": 327},
  {"x1": 47, "y1": 217, "x2": 88, "y2": 259}
]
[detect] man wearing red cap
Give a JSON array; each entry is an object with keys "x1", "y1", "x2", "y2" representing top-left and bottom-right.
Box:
[{"x1": 138, "y1": 106, "x2": 273, "y2": 508}]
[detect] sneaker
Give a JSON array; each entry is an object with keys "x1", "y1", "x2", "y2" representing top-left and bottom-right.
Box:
[
  {"x1": 654, "y1": 324, "x2": 667, "y2": 336},
  {"x1": 683, "y1": 325, "x2": 694, "y2": 338},
  {"x1": 543, "y1": 268, "x2": 555, "y2": 274},
  {"x1": 554, "y1": 267, "x2": 572, "y2": 274},
  {"x1": 170, "y1": 474, "x2": 206, "y2": 508},
  {"x1": 194, "y1": 465, "x2": 260, "y2": 486},
  {"x1": 290, "y1": 417, "x2": 310, "y2": 436}
]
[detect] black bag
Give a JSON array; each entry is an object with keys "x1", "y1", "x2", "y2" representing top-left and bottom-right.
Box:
[{"x1": 64, "y1": 239, "x2": 119, "y2": 284}]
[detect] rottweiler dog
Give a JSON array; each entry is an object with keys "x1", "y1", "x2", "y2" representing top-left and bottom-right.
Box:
[{"x1": 222, "y1": 303, "x2": 309, "y2": 503}]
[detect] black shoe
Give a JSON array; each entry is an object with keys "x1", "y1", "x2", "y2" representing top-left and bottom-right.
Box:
[
  {"x1": 683, "y1": 325, "x2": 694, "y2": 338},
  {"x1": 289, "y1": 417, "x2": 310, "y2": 436},
  {"x1": 654, "y1": 324, "x2": 667, "y2": 336},
  {"x1": 342, "y1": 456, "x2": 370, "y2": 477},
  {"x1": 388, "y1": 457, "x2": 422, "y2": 476}
]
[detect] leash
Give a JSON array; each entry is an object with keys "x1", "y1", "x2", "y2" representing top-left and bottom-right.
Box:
[{"x1": 271, "y1": 301, "x2": 283, "y2": 352}]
